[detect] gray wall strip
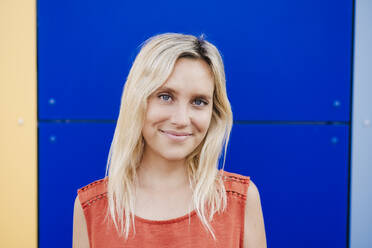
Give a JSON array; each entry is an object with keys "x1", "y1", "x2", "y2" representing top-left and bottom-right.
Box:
[{"x1": 350, "y1": 0, "x2": 372, "y2": 247}]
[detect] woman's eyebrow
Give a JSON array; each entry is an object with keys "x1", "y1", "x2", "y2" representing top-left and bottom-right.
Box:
[
  {"x1": 157, "y1": 86, "x2": 212, "y2": 101},
  {"x1": 157, "y1": 86, "x2": 176, "y2": 94}
]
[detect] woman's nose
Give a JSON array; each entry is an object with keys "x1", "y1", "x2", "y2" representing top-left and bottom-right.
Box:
[{"x1": 170, "y1": 103, "x2": 190, "y2": 126}]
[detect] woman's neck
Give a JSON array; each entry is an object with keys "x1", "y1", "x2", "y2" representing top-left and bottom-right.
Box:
[{"x1": 136, "y1": 150, "x2": 189, "y2": 191}]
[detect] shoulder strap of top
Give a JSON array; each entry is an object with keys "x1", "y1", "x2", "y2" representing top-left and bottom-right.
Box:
[
  {"x1": 220, "y1": 170, "x2": 250, "y2": 201},
  {"x1": 77, "y1": 177, "x2": 108, "y2": 209}
]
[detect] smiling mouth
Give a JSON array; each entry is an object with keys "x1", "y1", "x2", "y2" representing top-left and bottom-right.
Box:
[
  {"x1": 160, "y1": 130, "x2": 192, "y2": 136},
  {"x1": 159, "y1": 130, "x2": 192, "y2": 141}
]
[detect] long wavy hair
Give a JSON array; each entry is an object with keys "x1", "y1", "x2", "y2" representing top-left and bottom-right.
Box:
[{"x1": 104, "y1": 32, "x2": 233, "y2": 240}]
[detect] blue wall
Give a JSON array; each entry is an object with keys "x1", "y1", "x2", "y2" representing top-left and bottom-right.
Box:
[{"x1": 37, "y1": 0, "x2": 353, "y2": 247}]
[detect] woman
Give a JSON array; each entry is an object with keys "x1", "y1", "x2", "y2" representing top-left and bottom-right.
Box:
[{"x1": 73, "y1": 32, "x2": 266, "y2": 247}]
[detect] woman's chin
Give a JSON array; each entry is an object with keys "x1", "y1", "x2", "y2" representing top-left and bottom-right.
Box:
[{"x1": 160, "y1": 152, "x2": 189, "y2": 162}]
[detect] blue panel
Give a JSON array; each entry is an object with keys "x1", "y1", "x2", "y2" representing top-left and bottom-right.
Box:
[
  {"x1": 37, "y1": 0, "x2": 352, "y2": 121},
  {"x1": 38, "y1": 122, "x2": 115, "y2": 248},
  {"x1": 225, "y1": 124, "x2": 349, "y2": 248}
]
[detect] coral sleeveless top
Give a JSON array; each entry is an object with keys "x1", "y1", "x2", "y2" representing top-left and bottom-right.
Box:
[{"x1": 77, "y1": 170, "x2": 250, "y2": 248}]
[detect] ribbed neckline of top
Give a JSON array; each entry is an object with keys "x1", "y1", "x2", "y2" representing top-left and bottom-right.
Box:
[{"x1": 134, "y1": 209, "x2": 198, "y2": 224}]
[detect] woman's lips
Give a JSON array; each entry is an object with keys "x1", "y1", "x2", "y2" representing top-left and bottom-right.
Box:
[{"x1": 160, "y1": 130, "x2": 191, "y2": 142}]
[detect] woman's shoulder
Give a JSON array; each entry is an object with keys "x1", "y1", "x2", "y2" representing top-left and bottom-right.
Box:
[
  {"x1": 77, "y1": 177, "x2": 108, "y2": 209},
  {"x1": 219, "y1": 169, "x2": 251, "y2": 202}
]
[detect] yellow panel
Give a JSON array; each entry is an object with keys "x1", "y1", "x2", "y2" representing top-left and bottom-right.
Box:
[{"x1": 0, "y1": 0, "x2": 37, "y2": 247}]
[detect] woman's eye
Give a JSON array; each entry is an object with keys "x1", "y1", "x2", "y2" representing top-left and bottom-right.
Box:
[
  {"x1": 194, "y1": 99, "x2": 208, "y2": 106},
  {"x1": 159, "y1": 94, "x2": 172, "y2": 102}
]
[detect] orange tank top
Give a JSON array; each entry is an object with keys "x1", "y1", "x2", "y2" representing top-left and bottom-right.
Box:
[{"x1": 77, "y1": 170, "x2": 250, "y2": 248}]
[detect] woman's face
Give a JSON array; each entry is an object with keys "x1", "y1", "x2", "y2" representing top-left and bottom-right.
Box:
[{"x1": 142, "y1": 57, "x2": 214, "y2": 162}]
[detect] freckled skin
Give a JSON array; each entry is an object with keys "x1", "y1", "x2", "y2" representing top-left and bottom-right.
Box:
[{"x1": 141, "y1": 58, "x2": 215, "y2": 161}]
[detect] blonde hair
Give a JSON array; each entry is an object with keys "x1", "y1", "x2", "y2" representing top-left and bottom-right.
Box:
[{"x1": 104, "y1": 32, "x2": 233, "y2": 240}]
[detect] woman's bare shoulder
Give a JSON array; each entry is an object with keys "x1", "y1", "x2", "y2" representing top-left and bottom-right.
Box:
[
  {"x1": 246, "y1": 180, "x2": 259, "y2": 200},
  {"x1": 73, "y1": 196, "x2": 90, "y2": 248},
  {"x1": 243, "y1": 179, "x2": 267, "y2": 248}
]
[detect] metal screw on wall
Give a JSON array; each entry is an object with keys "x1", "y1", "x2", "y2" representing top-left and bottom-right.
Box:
[
  {"x1": 363, "y1": 119, "x2": 371, "y2": 127},
  {"x1": 331, "y1": 137, "x2": 339, "y2": 144},
  {"x1": 18, "y1": 118, "x2": 24, "y2": 126},
  {"x1": 333, "y1": 100, "x2": 341, "y2": 107}
]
